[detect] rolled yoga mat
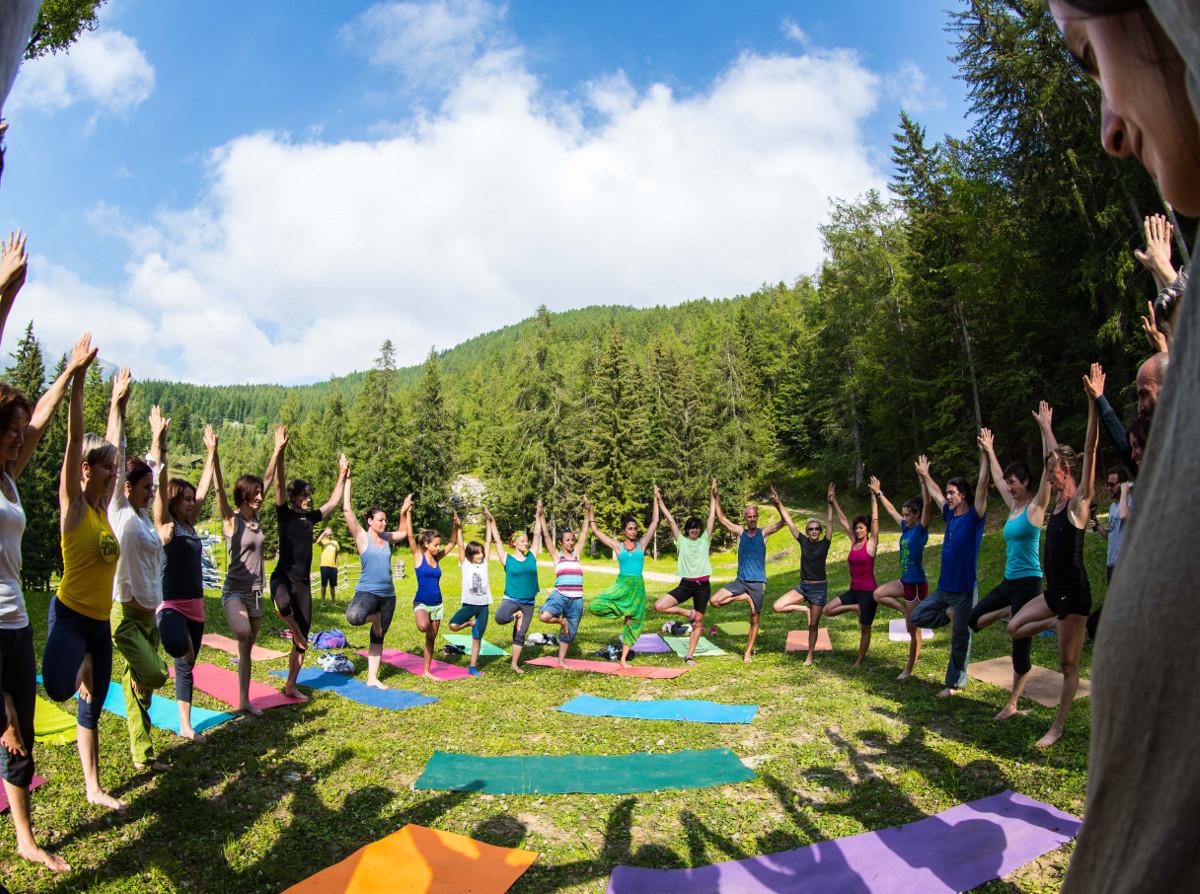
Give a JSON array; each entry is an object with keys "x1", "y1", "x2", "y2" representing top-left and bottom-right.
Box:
[
  {"x1": 525, "y1": 656, "x2": 689, "y2": 679},
  {"x1": 967, "y1": 657, "x2": 1091, "y2": 708},
  {"x1": 272, "y1": 669, "x2": 437, "y2": 712},
  {"x1": 172, "y1": 662, "x2": 305, "y2": 710},
  {"x1": 663, "y1": 635, "x2": 727, "y2": 657},
  {"x1": 415, "y1": 748, "x2": 754, "y2": 794},
  {"x1": 202, "y1": 632, "x2": 287, "y2": 661},
  {"x1": 557, "y1": 694, "x2": 757, "y2": 724},
  {"x1": 360, "y1": 649, "x2": 474, "y2": 681},
  {"x1": 281, "y1": 822, "x2": 538, "y2": 893},
  {"x1": 444, "y1": 634, "x2": 508, "y2": 657},
  {"x1": 34, "y1": 696, "x2": 77, "y2": 744},
  {"x1": 785, "y1": 628, "x2": 832, "y2": 652},
  {"x1": 0, "y1": 775, "x2": 45, "y2": 812},
  {"x1": 631, "y1": 633, "x2": 672, "y2": 654},
  {"x1": 605, "y1": 790, "x2": 1081, "y2": 894},
  {"x1": 888, "y1": 618, "x2": 934, "y2": 642}
]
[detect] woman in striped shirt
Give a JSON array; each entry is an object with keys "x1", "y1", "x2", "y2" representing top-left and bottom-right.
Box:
[{"x1": 535, "y1": 499, "x2": 591, "y2": 667}]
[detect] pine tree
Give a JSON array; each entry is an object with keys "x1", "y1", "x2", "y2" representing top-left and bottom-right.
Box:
[
  {"x1": 346, "y1": 340, "x2": 408, "y2": 522},
  {"x1": 406, "y1": 349, "x2": 457, "y2": 530}
]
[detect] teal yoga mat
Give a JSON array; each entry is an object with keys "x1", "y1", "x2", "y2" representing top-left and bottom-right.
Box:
[
  {"x1": 94, "y1": 679, "x2": 234, "y2": 734},
  {"x1": 415, "y1": 748, "x2": 754, "y2": 794},
  {"x1": 558, "y1": 694, "x2": 757, "y2": 724},
  {"x1": 444, "y1": 634, "x2": 509, "y2": 656},
  {"x1": 663, "y1": 635, "x2": 727, "y2": 657}
]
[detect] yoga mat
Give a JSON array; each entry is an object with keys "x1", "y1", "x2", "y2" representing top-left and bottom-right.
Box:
[
  {"x1": 34, "y1": 696, "x2": 77, "y2": 744},
  {"x1": 663, "y1": 635, "x2": 727, "y2": 657},
  {"x1": 92, "y1": 680, "x2": 235, "y2": 735},
  {"x1": 415, "y1": 748, "x2": 753, "y2": 794},
  {"x1": 967, "y1": 657, "x2": 1091, "y2": 708},
  {"x1": 0, "y1": 775, "x2": 45, "y2": 812},
  {"x1": 606, "y1": 790, "x2": 1080, "y2": 894},
  {"x1": 360, "y1": 649, "x2": 474, "y2": 681},
  {"x1": 632, "y1": 633, "x2": 672, "y2": 654},
  {"x1": 718, "y1": 620, "x2": 751, "y2": 635},
  {"x1": 281, "y1": 822, "x2": 537, "y2": 893},
  {"x1": 558, "y1": 694, "x2": 757, "y2": 725},
  {"x1": 444, "y1": 634, "x2": 508, "y2": 657},
  {"x1": 785, "y1": 628, "x2": 832, "y2": 652},
  {"x1": 203, "y1": 632, "x2": 286, "y2": 661},
  {"x1": 271, "y1": 669, "x2": 437, "y2": 712},
  {"x1": 172, "y1": 663, "x2": 304, "y2": 710},
  {"x1": 888, "y1": 619, "x2": 934, "y2": 642},
  {"x1": 525, "y1": 656, "x2": 689, "y2": 679}
]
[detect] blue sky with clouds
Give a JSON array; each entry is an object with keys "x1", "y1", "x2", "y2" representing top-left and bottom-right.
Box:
[{"x1": 1, "y1": 0, "x2": 973, "y2": 383}]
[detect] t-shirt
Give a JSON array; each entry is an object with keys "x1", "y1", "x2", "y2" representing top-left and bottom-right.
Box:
[
  {"x1": 0, "y1": 475, "x2": 27, "y2": 629},
  {"x1": 898, "y1": 522, "x2": 929, "y2": 585},
  {"x1": 553, "y1": 551, "x2": 584, "y2": 596},
  {"x1": 109, "y1": 502, "x2": 163, "y2": 610},
  {"x1": 798, "y1": 535, "x2": 831, "y2": 581},
  {"x1": 320, "y1": 539, "x2": 340, "y2": 567},
  {"x1": 1106, "y1": 499, "x2": 1128, "y2": 568},
  {"x1": 936, "y1": 503, "x2": 985, "y2": 593},
  {"x1": 503, "y1": 551, "x2": 539, "y2": 602},
  {"x1": 675, "y1": 533, "x2": 712, "y2": 579},
  {"x1": 736, "y1": 529, "x2": 767, "y2": 582},
  {"x1": 460, "y1": 560, "x2": 493, "y2": 606},
  {"x1": 276, "y1": 504, "x2": 322, "y2": 580}
]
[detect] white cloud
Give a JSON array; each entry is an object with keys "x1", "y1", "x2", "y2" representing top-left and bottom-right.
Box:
[
  {"x1": 781, "y1": 17, "x2": 808, "y2": 45},
  {"x1": 886, "y1": 61, "x2": 942, "y2": 114},
  {"x1": 8, "y1": 28, "x2": 154, "y2": 115},
  {"x1": 14, "y1": 7, "x2": 888, "y2": 385}
]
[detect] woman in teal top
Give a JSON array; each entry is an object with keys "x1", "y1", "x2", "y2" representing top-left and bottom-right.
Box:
[
  {"x1": 585, "y1": 488, "x2": 660, "y2": 668},
  {"x1": 484, "y1": 506, "x2": 541, "y2": 674}
]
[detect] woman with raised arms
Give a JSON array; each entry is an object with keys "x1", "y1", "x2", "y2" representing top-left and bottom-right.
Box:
[
  {"x1": 822, "y1": 482, "x2": 881, "y2": 668},
  {"x1": 870, "y1": 471, "x2": 932, "y2": 680},
  {"x1": 403, "y1": 499, "x2": 458, "y2": 679},
  {"x1": 535, "y1": 499, "x2": 592, "y2": 668},
  {"x1": 652, "y1": 488, "x2": 715, "y2": 664},
  {"x1": 484, "y1": 506, "x2": 540, "y2": 674},
  {"x1": 770, "y1": 484, "x2": 834, "y2": 666}
]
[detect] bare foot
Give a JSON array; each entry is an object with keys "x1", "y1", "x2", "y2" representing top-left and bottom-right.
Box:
[
  {"x1": 743, "y1": 654, "x2": 753, "y2": 664},
  {"x1": 133, "y1": 759, "x2": 170, "y2": 772},
  {"x1": 18, "y1": 843, "x2": 70, "y2": 872},
  {"x1": 238, "y1": 702, "x2": 264, "y2": 716},
  {"x1": 935, "y1": 687, "x2": 961, "y2": 698},
  {"x1": 1036, "y1": 727, "x2": 1063, "y2": 748},
  {"x1": 87, "y1": 788, "x2": 127, "y2": 811},
  {"x1": 994, "y1": 704, "x2": 1020, "y2": 721},
  {"x1": 556, "y1": 659, "x2": 567, "y2": 668},
  {"x1": 803, "y1": 656, "x2": 814, "y2": 667},
  {"x1": 511, "y1": 664, "x2": 524, "y2": 675},
  {"x1": 618, "y1": 661, "x2": 629, "y2": 669},
  {"x1": 421, "y1": 671, "x2": 438, "y2": 682},
  {"x1": 283, "y1": 688, "x2": 309, "y2": 703},
  {"x1": 366, "y1": 677, "x2": 389, "y2": 690},
  {"x1": 896, "y1": 669, "x2": 912, "y2": 681},
  {"x1": 852, "y1": 659, "x2": 863, "y2": 669},
  {"x1": 178, "y1": 726, "x2": 202, "y2": 742},
  {"x1": 77, "y1": 653, "x2": 94, "y2": 702}
]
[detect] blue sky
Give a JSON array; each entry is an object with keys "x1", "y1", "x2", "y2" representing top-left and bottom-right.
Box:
[{"x1": 1, "y1": 0, "x2": 972, "y2": 383}]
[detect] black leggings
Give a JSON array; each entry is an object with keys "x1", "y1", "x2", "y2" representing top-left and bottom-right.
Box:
[
  {"x1": 43, "y1": 596, "x2": 112, "y2": 730},
  {"x1": 271, "y1": 573, "x2": 313, "y2": 642},
  {"x1": 158, "y1": 609, "x2": 204, "y2": 704},
  {"x1": 495, "y1": 598, "x2": 535, "y2": 646},
  {"x1": 346, "y1": 592, "x2": 396, "y2": 645},
  {"x1": 0, "y1": 626, "x2": 37, "y2": 787},
  {"x1": 969, "y1": 576, "x2": 1042, "y2": 675}
]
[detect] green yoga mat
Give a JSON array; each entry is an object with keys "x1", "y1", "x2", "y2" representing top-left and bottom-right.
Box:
[
  {"x1": 415, "y1": 748, "x2": 754, "y2": 794},
  {"x1": 444, "y1": 634, "x2": 508, "y2": 657},
  {"x1": 34, "y1": 696, "x2": 77, "y2": 744},
  {"x1": 718, "y1": 621, "x2": 751, "y2": 635},
  {"x1": 663, "y1": 635, "x2": 727, "y2": 657}
]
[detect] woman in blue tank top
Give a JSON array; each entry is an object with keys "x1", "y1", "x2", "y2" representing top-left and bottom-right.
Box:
[
  {"x1": 342, "y1": 478, "x2": 410, "y2": 688},
  {"x1": 401, "y1": 495, "x2": 459, "y2": 680}
]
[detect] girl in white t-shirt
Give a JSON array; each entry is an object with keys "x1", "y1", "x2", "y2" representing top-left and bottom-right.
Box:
[{"x1": 446, "y1": 520, "x2": 495, "y2": 677}]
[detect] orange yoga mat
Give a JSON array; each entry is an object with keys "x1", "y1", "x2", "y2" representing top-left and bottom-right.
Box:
[
  {"x1": 202, "y1": 633, "x2": 287, "y2": 661},
  {"x1": 281, "y1": 823, "x2": 538, "y2": 893},
  {"x1": 967, "y1": 656, "x2": 1092, "y2": 708},
  {"x1": 785, "y1": 628, "x2": 832, "y2": 652}
]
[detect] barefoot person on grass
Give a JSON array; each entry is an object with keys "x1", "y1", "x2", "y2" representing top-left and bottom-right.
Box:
[
  {"x1": 822, "y1": 482, "x2": 881, "y2": 669},
  {"x1": 447, "y1": 516, "x2": 495, "y2": 677},
  {"x1": 536, "y1": 499, "x2": 592, "y2": 668},
  {"x1": 653, "y1": 487, "x2": 715, "y2": 664},
  {"x1": 403, "y1": 500, "x2": 458, "y2": 680},
  {"x1": 586, "y1": 490, "x2": 660, "y2": 669},
  {"x1": 871, "y1": 471, "x2": 933, "y2": 680},
  {"x1": 485, "y1": 506, "x2": 540, "y2": 674},
  {"x1": 771, "y1": 485, "x2": 834, "y2": 666}
]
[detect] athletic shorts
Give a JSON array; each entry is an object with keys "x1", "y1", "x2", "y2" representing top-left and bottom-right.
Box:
[
  {"x1": 902, "y1": 582, "x2": 929, "y2": 602},
  {"x1": 837, "y1": 589, "x2": 878, "y2": 626},
  {"x1": 320, "y1": 566, "x2": 338, "y2": 591},
  {"x1": 222, "y1": 586, "x2": 264, "y2": 620},
  {"x1": 724, "y1": 579, "x2": 765, "y2": 614},
  {"x1": 799, "y1": 581, "x2": 828, "y2": 606},
  {"x1": 668, "y1": 578, "x2": 712, "y2": 614},
  {"x1": 1045, "y1": 587, "x2": 1091, "y2": 620},
  {"x1": 449, "y1": 603, "x2": 489, "y2": 641},
  {"x1": 414, "y1": 602, "x2": 444, "y2": 622},
  {"x1": 540, "y1": 591, "x2": 584, "y2": 643}
]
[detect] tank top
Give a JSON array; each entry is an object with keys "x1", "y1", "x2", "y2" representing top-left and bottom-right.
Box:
[
  {"x1": 737, "y1": 529, "x2": 766, "y2": 582},
  {"x1": 503, "y1": 551, "x2": 539, "y2": 602},
  {"x1": 58, "y1": 502, "x2": 121, "y2": 620},
  {"x1": 1045, "y1": 504, "x2": 1089, "y2": 598},
  {"x1": 617, "y1": 544, "x2": 645, "y2": 578},
  {"x1": 1003, "y1": 503, "x2": 1043, "y2": 580},
  {"x1": 109, "y1": 502, "x2": 163, "y2": 610},
  {"x1": 413, "y1": 553, "x2": 443, "y2": 606},
  {"x1": 0, "y1": 474, "x2": 27, "y2": 629},
  {"x1": 848, "y1": 540, "x2": 877, "y2": 591},
  {"x1": 460, "y1": 559, "x2": 493, "y2": 605},
  {"x1": 162, "y1": 524, "x2": 204, "y2": 601},
  {"x1": 357, "y1": 537, "x2": 395, "y2": 597},
  {"x1": 553, "y1": 550, "x2": 584, "y2": 596},
  {"x1": 225, "y1": 513, "x2": 265, "y2": 591}
]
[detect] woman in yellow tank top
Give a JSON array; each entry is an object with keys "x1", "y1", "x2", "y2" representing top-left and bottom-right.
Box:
[{"x1": 40, "y1": 337, "x2": 126, "y2": 812}]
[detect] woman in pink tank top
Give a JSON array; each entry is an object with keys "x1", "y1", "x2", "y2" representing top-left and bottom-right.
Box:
[{"x1": 824, "y1": 483, "x2": 880, "y2": 667}]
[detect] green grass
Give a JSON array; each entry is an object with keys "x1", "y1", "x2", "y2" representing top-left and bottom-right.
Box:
[{"x1": 5, "y1": 505, "x2": 1104, "y2": 893}]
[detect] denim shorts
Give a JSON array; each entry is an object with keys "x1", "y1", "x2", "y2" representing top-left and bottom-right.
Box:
[
  {"x1": 799, "y1": 581, "x2": 828, "y2": 606},
  {"x1": 541, "y1": 590, "x2": 584, "y2": 642}
]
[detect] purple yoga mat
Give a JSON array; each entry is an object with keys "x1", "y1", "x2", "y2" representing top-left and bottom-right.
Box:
[
  {"x1": 606, "y1": 790, "x2": 1080, "y2": 894},
  {"x1": 632, "y1": 634, "x2": 672, "y2": 654}
]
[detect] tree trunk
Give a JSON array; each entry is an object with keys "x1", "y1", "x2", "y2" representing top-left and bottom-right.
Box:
[
  {"x1": 953, "y1": 299, "x2": 983, "y2": 433},
  {"x1": 846, "y1": 357, "x2": 864, "y2": 488}
]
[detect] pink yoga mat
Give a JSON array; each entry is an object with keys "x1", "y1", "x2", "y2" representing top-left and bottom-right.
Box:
[
  {"x1": 0, "y1": 775, "x2": 45, "y2": 812},
  {"x1": 360, "y1": 649, "x2": 474, "y2": 681},
  {"x1": 786, "y1": 629, "x2": 832, "y2": 652},
  {"x1": 172, "y1": 663, "x2": 304, "y2": 710},
  {"x1": 202, "y1": 633, "x2": 287, "y2": 661},
  {"x1": 526, "y1": 656, "x2": 689, "y2": 679}
]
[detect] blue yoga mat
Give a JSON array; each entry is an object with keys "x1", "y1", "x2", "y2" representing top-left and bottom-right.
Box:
[
  {"x1": 95, "y1": 680, "x2": 234, "y2": 735},
  {"x1": 271, "y1": 669, "x2": 438, "y2": 711},
  {"x1": 558, "y1": 694, "x2": 757, "y2": 724}
]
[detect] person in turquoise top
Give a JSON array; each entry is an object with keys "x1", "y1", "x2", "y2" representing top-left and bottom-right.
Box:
[
  {"x1": 586, "y1": 488, "x2": 660, "y2": 669},
  {"x1": 652, "y1": 487, "x2": 715, "y2": 663},
  {"x1": 484, "y1": 506, "x2": 541, "y2": 674}
]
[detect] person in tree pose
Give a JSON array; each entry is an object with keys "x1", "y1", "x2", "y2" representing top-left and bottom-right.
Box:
[
  {"x1": 585, "y1": 489, "x2": 660, "y2": 668},
  {"x1": 41, "y1": 335, "x2": 127, "y2": 810},
  {"x1": 1008, "y1": 368, "x2": 1101, "y2": 748},
  {"x1": 710, "y1": 480, "x2": 785, "y2": 663},
  {"x1": 485, "y1": 506, "x2": 540, "y2": 674},
  {"x1": 0, "y1": 325, "x2": 86, "y2": 872},
  {"x1": 911, "y1": 444, "x2": 990, "y2": 697},
  {"x1": 535, "y1": 499, "x2": 592, "y2": 668},
  {"x1": 446, "y1": 513, "x2": 495, "y2": 677},
  {"x1": 870, "y1": 471, "x2": 932, "y2": 680},
  {"x1": 317, "y1": 528, "x2": 340, "y2": 602},
  {"x1": 402, "y1": 500, "x2": 458, "y2": 680},
  {"x1": 652, "y1": 488, "x2": 715, "y2": 664},
  {"x1": 270, "y1": 425, "x2": 349, "y2": 699},
  {"x1": 770, "y1": 485, "x2": 834, "y2": 666},
  {"x1": 342, "y1": 477, "x2": 408, "y2": 688},
  {"x1": 969, "y1": 414, "x2": 1054, "y2": 719},
  {"x1": 821, "y1": 482, "x2": 881, "y2": 668}
]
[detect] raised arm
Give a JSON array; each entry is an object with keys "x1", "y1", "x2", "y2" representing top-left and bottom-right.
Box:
[
  {"x1": 16, "y1": 334, "x2": 91, "y2": 479},
  {"x1": 977, "y1": 428, "x2": 1014, "y2": 509},
  {"x1": 658, "y1": 490, "x2": 681, "y2": 541},
  {"x1": 0, "y1": 230, "x2": 28, "y2": 344},
  {"x1": 825, "y1": 485, "x2": 834, "y2": 540},
  {"x1": 869, "y1": 475, "x2": 904, "y2": 527},
  {"x1": 440, "y1": 512, "x2": 460, "y2": 561},
  {"x1": 638, "y1": 486, "x2": 661, "y2": 551},
  {"x1": 266, "y1": 424, "x2": 288, "y2": 507},
  {"x1": 385, "y1": 493, "x2": 412, "y2": 544},
  {"x1": 341, "y1": 475, "x2": 365, "y2": 546},
  {"x1": 403, "y1": 502, "x2": 419, "y2": 560},
  {"x1": 706, "y1": 488, "x2": 717, "y2": 538},
  {"x1": 770, "y1": 485, "x2": 799, "y2": 539},
  {"x1": 760, "y1": 486, "x2": 788, "y2": 538},
  {"x1": 205, "y1": 425, "x2": 235, "y2": 529},
  {"x1": 103, "y1": 366, "x2": 131, "y2": 452},
  {"x1": 868, "y1": 485, "x2": 880, "y2": 553},
  {"x1": 483, "y1": 506, "x2": 508, "y2": 563},
  {"x1": 1032, "y1": 400, "x2": 1058, "y2": 455},
  {"x1": 1075, "y1": 365, "x2": 1102, "y2": 515},
  {"x1": 712, "y1": 479, "x2": 742, "y2": 536},
  {"x1": 59, "y1": 336, "x2": 97, "y2": 530},
  {"x1": 194, "y1": 428, "x2": 216, "y2": 506},
  {"x1": 583, "y1": 496, "x2": 619, "y2": 553},
  {"x1": 149, "y1": 405, "x2": 175, "y2": 543},
  {"x1": 532, "y1": 498, "x2": 547, "y2": 555},
  {"x1": 919, "y1": 475, "x2": 933, "y2": 528},
  {"x1": 577, "y1": 503, "x2": 592, "y2": 555},
  {"x1": 974, "y1": 445, "x2": 990, "y2": 519},
  {"x1": 829, "y1": 483, "x2": 852, "y2": 539},
  {"x1": 1134, "y1": 213, "x2": 1176, "y2": 291},
  {"x1": 915, "y1": 455, "x2": 946, "y2": 509},
  {"x1": 318, "y1": 453, "x2": 350, "y2": 519}
]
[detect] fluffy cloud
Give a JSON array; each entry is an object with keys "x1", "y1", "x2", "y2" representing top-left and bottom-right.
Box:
[
  {"x1": 16, "y1": 5, "x2": 890, "y2": 385},
  {"x1": 8, "y1": 28, "x2": 154, "y2": 115}
]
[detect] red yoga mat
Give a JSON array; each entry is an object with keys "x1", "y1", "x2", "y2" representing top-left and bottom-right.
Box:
[
  {"x1": 361, "y1": 649, "x2": 474, "y2": 681},
  {"x1": 786, "y1": 628, "x2": 832, "y2": 652},
  {"x1": 171, "y1": 662, "x2": 305, "y2": 710},
  {"x1": 0, "y1": 775, "x2": 45, "y2": 812},
  {"x1": 525, "y1": 656, "x2": 689, "y2": 679},
  {"x1": 202, "y1": 633, "x2": 287, "y2": 661}
]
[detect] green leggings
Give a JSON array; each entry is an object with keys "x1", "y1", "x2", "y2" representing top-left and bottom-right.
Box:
[{"x1": 111, "y1": 601, "x2": 168, "y2": 764}]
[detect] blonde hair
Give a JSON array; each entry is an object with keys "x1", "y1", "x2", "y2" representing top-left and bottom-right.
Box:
[{"x1": 82, "y1": 433, "x2": 117, "y2": 468}]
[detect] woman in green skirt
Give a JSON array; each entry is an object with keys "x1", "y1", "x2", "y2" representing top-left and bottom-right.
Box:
[{"x1": 584, "y1": 487, "x2": 660, "y2": 668}]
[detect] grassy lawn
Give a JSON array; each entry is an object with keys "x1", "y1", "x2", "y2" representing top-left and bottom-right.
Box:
[{"x1": 2, "y1": 505, "x2": 1104, "y2": 893}]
